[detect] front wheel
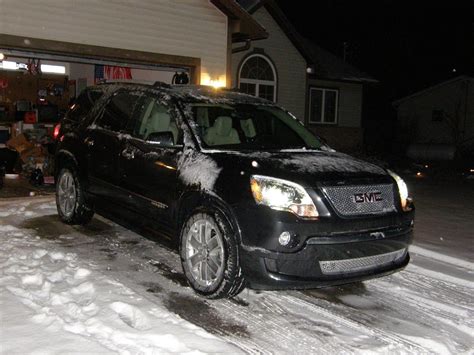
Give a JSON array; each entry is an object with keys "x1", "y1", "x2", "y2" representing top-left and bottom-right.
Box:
[
  {"x1": 180, "y1": 210, "x2": 245, "y2": 299},
  {"x1": 56, "y1": 166, "x2": 94, "y2": 225}
]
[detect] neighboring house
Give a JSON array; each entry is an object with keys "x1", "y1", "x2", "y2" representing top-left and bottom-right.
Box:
[
  {"x1": 393, "y1": 76, "x2": 474, "y2": 148},
  {"x1": 0, "y1": 0, "x2": 267, "y2": 87},
  {"x1": 232, "y1": 0, "x2": 377, "y2": 151}
]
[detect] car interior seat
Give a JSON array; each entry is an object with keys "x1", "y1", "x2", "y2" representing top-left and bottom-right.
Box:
[
  {"x1": 203, "y1": 116, "x2": 240, "y2": 146},
  {"x1": 240, "y1": 118, "x2": 257, "y2": 139},
  {"x1": 141, "y1": 103, "x2": 178, "y2": 143}
]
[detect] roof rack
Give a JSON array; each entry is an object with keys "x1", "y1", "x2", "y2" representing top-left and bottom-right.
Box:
[{"x1": 95, "y1": 79, "x2": 171, "y2": 88}]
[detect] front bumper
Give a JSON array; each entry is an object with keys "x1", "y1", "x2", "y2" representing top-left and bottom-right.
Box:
[{"x1": 240, "y1": 226, "x2": 413, "y2": 290}]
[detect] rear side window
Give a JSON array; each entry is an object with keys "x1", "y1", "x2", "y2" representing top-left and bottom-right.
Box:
[
  {"x1": 67, "y1": 89, "x2": 102, "y2": 122},
  {"x1": 98, "y1": 92, "x2": 140, "y2": 132}
]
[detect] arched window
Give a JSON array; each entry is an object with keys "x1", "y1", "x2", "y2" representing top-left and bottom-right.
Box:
[{"x1": 238, "y1": 54, "x2": 277, "y2": 102}]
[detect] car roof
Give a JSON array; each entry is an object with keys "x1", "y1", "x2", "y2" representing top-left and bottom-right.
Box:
[{"x1": 91, "y1": 82, "x2": 271, "y2": 106}]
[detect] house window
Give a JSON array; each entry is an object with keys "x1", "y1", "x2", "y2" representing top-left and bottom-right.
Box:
[
  {"x1": 309, "y1": 87, "x2": 339, "y2": 124},
  {"x1": 238, "y1": 54, "x2": 277, "y2": 102}
]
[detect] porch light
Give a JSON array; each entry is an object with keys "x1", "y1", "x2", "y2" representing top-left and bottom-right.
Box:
[{"x1": 201, "y1": 73, "x2": 226, "y2": 89}]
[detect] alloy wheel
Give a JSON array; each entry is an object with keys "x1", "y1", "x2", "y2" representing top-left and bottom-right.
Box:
[
  {"x1": 57, "y1": 171, "x2": 77, "y2": 218},
  {"x1": 185, "y1": 218, "x2": 225, "y2": 288}
]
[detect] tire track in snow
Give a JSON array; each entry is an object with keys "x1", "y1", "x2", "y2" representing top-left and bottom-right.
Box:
[
  {"x1": 270, "y1": 291, "x2": 429, "y2": 353},
  {"x1": 288, "y1": 274, "x2": 473, "y2": 353}
]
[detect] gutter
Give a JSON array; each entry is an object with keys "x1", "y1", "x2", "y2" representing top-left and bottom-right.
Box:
[{"x1": 232, "y1": 40, "x2": 251, "y2": 54}]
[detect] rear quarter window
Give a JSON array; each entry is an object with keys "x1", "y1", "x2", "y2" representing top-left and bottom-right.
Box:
[{"x1": 66, "y1": 89, "x2": 103, "y2": 123}]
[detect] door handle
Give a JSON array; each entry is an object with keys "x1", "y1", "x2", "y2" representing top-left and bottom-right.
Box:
[
  {"x1": 121, "y1": 148, "x2": 135, "y2": 160},
  {"x1": 84, "y1": 137, "x2": 94, "y2": 147}
]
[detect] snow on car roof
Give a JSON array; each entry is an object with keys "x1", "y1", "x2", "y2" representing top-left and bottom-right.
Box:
[{"x1": 93, "y1": 82, "x2": 271, "y2": 105}]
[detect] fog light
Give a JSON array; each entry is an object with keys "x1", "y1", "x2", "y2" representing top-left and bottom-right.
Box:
[{"x1": 279, "y1": 231, "x2": 291, "y2": 246}]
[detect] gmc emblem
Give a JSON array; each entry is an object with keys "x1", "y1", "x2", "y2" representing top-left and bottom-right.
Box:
[{"x1": 354, "y1": 192, "x2": 383, "y2": 203}]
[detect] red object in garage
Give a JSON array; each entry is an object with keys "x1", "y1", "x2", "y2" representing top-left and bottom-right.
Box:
[{"x1": 24, "y1": 111, "x2": 37, "y2": 124}]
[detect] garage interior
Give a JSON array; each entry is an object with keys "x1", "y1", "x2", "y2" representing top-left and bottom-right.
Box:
[{"x1": 0, "y1": 48, "x2": 192, "y2": 191}]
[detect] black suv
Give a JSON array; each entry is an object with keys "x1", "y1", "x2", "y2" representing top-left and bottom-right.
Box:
[{"x1": 54, "y1": 83, "x2": 414, "y2": 298}]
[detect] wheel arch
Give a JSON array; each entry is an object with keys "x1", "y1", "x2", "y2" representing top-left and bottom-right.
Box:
[
  {"x1": 176, "y1": 190, "x2": 243, "y2": 244},
  {"x1": 55, "y1": 149, "x2": 87, "y2": 179}
]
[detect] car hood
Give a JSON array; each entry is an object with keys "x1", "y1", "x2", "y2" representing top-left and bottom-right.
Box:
[{"x1": 206, "y1": 149, "x2": 389, "y2": 186}]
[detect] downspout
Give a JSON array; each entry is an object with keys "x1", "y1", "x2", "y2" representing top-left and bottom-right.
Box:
[{"x1": 232, "y1": 39, "x2": 251, "y2": 54}]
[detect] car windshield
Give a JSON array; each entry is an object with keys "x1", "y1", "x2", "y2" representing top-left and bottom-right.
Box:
[{"x1": 188, "y1": 103, "x2": 322, "y2": 150}]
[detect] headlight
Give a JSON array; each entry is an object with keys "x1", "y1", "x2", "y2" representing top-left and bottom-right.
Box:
[
  {"x1": 250, "y1": 175, "x2": 318, "y2": 218},
  {"x1": 388, "y1": 170, "x2": 410, "y2": 211}
]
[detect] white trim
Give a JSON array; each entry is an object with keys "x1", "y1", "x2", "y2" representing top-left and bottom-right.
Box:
[
  {"x1": 308, "y1": 87, "x2": 339, "y2": 124},
  {"x1": 238, "y1": 53, "x2": 277, "y2": 102}
]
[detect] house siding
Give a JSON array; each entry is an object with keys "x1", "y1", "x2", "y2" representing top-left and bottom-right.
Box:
[
  {"x1": 231, "y1": 7, "x2": 307, "y2": 121},
  {"x1": 0, "y1": 0, "x2": 228, "y2": 81},
  {"x1": 395, "y1": 78, "x2": 474, "y2": 145}
]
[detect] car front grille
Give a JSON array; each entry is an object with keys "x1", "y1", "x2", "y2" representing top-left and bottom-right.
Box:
[
  {"x1": 319, "y1": 248, "x2": 407, "y2": 275},
  {"x1": 321, "y1": 184, "x2": 396, "y2": 216}
]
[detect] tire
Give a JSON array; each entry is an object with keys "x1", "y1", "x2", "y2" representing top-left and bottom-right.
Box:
[
  {"x1": 56, "y1": 165, "x2": 94, "y2": 225},
  {"x1": 180, "y1": 209, "x2": 245, "y2": 299}
]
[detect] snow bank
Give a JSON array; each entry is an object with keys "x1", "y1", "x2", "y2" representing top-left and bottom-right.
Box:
[{"x1": 0, "y1": 222, "x2": 236, "y2": 354}]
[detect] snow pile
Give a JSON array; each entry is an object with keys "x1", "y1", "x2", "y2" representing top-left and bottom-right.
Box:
[{"x1": 0, "y1": 224, "x2": 236, "y2": 354}]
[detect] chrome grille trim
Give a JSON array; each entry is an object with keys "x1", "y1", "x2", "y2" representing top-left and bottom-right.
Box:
[
  {"x1": 322, "y1": 184, "x2": 396, "y2": 216},
  {"x1": 319, "y1": 249, "x2": 407, "y2": 275}
]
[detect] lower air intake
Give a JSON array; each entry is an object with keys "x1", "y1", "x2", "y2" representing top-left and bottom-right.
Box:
[{"x1": 319, "y1": 249, "x2": 407, "y2": 275}]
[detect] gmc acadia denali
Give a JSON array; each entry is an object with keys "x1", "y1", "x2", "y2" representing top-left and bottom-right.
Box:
[{"x1": 54, "y1": 82, "x2": 414, "y2": 298}]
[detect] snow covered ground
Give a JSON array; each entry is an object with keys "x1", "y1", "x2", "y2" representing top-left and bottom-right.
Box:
[{"x1": 0, "y1": 185, "x2": 473, "y2": 354}]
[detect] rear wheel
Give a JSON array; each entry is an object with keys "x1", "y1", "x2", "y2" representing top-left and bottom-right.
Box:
[
  {"x1": 180, "y1": 210, "x2": 245, "y2": 299},
  {"x1": 56, "y1": 166, "x2": 94, "y2": 225}
]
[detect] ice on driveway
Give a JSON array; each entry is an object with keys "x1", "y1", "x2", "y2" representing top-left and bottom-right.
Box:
[{"x1": 0, "y1": 196, "x2": 473, "y2": 354}]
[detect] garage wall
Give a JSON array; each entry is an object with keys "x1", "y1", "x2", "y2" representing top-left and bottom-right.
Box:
[
  {"x1": 68, "y1": 63, "x2": 176, "y2": 89},
  {"x1": 0, "y1": 0, "x2": 228, "y2": 83}
]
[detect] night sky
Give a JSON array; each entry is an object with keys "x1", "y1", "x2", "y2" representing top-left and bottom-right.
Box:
[{"x1": 275, "y1": 0, "x2": 474, "y2": 100}]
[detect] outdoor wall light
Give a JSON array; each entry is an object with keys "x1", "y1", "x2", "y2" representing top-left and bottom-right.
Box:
[{"x1": 201, "y1": 73, "x2": 226, "y2": 88}]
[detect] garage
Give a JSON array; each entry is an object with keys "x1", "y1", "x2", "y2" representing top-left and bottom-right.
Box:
[{"x1": 0, "y1": 0, "x2": 266, "y2": 187}]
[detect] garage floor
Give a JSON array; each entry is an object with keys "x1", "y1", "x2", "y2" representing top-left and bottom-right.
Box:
[{"x1": 0, "y1": 176, "x2": 55, "y2": 199}]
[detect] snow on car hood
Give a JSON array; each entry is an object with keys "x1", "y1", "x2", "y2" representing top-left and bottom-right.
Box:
[{"x1": 206, "y1": 149, "x2": 387, "y2": 182}]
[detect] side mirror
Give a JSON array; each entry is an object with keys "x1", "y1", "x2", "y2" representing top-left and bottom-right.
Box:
[
  {"x1": 316, "y1": 135, "x2": 328, "y2": 145},
  {"x1": 146, "y1": 131, "x2": 174, "y2": 146}
]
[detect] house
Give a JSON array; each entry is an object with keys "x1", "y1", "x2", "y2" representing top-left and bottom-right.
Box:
[
  {"x1": 0, "y1": 0, "x2": 267, "y2": 100},
  {"x1": 232, "y1": 0, "x2": 377, "y2": 151},
  {"x1": 393, "y1": 76, "x2": 474, "y2": 149}
]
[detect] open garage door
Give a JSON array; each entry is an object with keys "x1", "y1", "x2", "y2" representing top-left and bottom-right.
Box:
[
  {"x1": 0, "y1": 40, "x2": 198, "y2": 126},
  {"x1": 0, "y1": 47, "x2": 193, "y2": 93}
]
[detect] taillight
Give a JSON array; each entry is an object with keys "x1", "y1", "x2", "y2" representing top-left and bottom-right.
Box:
[{"x1": 53, "y1": 123, "x2": 61, "y2": 140}]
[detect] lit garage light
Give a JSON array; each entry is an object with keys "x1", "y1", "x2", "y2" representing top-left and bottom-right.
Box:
[
  {"x1": 0, "y1": 53, "x2": 5, "y2": 61},
  {"x1": 0, "y1": 60, "x2": 18, "y2": 70},
  {"x1": 41, "y1": 64, "x2": 66, "y2": 74}
]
